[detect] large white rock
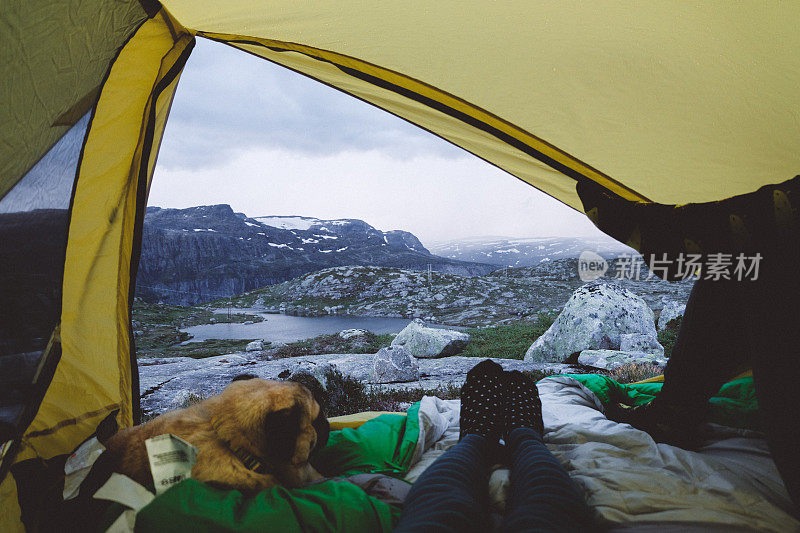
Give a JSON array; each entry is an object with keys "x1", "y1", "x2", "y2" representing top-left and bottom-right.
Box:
[
  {"x1": 245, "y1": 340, "x2": 264, "y2": 352},
  {"x1": 391, "y1": 319, "x2": 470, "y2": 358},
  {"x1": 524, "y1": 281, "x2": 662, "y2": 363},
  {"x1": 577, "y1": 349, "x2": 667, "y2": 370},
  {"x1": 620, "y1": 333, "x2": 665, "y2": 357},
  {"x1": 658, "y1": 300, "x2": 686, "y2": 331},
  {"x1": 371, "y1": 346, "x2": 420, "y2": 383}
]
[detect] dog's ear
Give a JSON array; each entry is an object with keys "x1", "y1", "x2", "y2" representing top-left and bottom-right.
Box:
[{"x1": 262, "y1": 404, "x2": 302, "y2": 462}]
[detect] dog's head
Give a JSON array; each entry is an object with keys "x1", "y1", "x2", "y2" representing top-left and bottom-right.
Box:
[{"x1": 208, "y1": 377, "x2": 329, "y2": 486}]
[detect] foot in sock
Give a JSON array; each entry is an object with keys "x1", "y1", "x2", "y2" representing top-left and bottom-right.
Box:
[
  {"x1": 502, "y1": 370, "x2": 544, "y2": 440},
  {"x1": 459, "y1": 359, "x2": 504, "y2": 441}
]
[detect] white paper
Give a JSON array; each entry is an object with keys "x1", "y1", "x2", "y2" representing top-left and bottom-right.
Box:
[
  {"x1": 144, "y1": 434, "x2": 198, "y2": 495},
  {"x1": 93, "y1": 473, "x2": 154, "y2": 511},
  {"x1": 63, "y1": 436, "x2": 106, "y2": 500}
]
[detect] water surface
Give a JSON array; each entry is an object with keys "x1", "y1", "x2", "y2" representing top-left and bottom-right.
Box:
[{"x1": 181, "y1": 314, "x2": 418, "y2": 344}]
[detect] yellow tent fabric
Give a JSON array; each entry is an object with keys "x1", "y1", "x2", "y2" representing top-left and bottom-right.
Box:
[
  {"x1": 0, "y1": 0, "x2": 149, "y2": 200},
  {"x1": 2, "y1": 1, "x2": 799, "y2": 528},
  {"x1": 161, "y1": 1, "x2": 800, "y2": 209},
  {"x1": 17, "y1": 13, "x2": 194, "y2": 464}
]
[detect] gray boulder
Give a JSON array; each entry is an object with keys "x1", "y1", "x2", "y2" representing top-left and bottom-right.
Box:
[
  {"x1": 288, "y1": 361, "x2": 335, "y2": 388},
  {"x1": 391, "y1": 319, "x2": 470, "y2": 358},
  {"x1": 658, "y1": 300, "x2": 686, "y2": 330},
  {"x1": 245, "y1": 340, "x2": 264, "y2": 352},
  {"x1": 577, "y1": 349, "x2": 667, "y2": 370},
  {"x1": 524, "y1": 281, "x2": 661, "y2": 363},
  {"x1": 371, "y1": 346, "x2": 420, "y2": 383},
  {"x1": 620, "y1": 333, "x2": 664, "y2": 357}
]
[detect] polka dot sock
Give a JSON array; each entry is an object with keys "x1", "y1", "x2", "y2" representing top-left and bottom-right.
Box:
[
  {"x1": 459, "y1": 359, "x2": 504, "y2": 442},
  {"x1": 502, "y1": 370, "x2": 544, "y2": 440}
]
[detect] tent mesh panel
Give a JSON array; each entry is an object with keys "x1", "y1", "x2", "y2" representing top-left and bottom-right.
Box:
[{"x1": 0, "y1": 114, "x2": 89, "y2": 441}]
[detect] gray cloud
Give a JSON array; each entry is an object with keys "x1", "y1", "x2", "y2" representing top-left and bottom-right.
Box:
[
  {"x1": 159, "y1": 39, "x2": 463, "y2": 170},
  {"x1": 151, "y1": 38, "x2": 608, "y2": 244}
]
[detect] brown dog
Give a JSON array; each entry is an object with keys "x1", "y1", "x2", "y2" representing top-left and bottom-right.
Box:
[{"x1": 103, "y1": 376, "x2": 329, "y2": 494}]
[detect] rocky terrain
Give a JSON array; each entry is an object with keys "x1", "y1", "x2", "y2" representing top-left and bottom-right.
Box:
[
  {"x1": 138, "y1": 351, "x2": 579, "y2": 415},
  {"x1": 132, "y1": 230, "x2": 693, "y2": 416},
  {"x1": 429, "y1": 236, "x2": 633, "y2": 267},
  {"x1": 136, "y1": 205, "x2": 495, "y2": 305},
  {"x1": 220, "y1": 259, "x2": 694, "y2": 327},
  {"x1": 137, "y1": 280, "x2": 684, "y2": 416},
  {"x1": 525, "y1": 281, "x2": 668, "y2": 368}
]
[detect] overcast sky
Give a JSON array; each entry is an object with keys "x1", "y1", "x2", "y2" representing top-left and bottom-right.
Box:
[{"x1": 149, "y1": 38, "x2": 605, "y2": 246}]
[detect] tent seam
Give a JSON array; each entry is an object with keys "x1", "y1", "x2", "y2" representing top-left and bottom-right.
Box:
[{"x1": 199, "y1": 32, "x2": 649, "y2": 203}]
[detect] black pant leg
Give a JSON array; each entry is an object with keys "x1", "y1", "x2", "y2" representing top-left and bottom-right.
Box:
[
  {"x1": 744, "y1": 252, "x2": 800, "y2": 510},
  {"x1": 394, "y1": 434, "x2": 491, "y2": 533},
  {"x1": 658, "y1": 276, "x2": 751, "y2": 417},
  {"x1": 501, "y1": 428, "x2": 596, "y2": 532}
]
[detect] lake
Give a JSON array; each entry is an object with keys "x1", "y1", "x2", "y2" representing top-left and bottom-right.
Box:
[{"x1": 181, "y1": 314, "x2": 423, "y2": 344}]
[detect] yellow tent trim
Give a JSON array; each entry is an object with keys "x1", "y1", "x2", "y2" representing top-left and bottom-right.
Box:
[
  {"x1": 0, "y1": 475, "x2": 24, "y2": 533},
  {"x1": 20, "y1": 10, "x2": 195, "y2": 462},
  {"x1": 632, "y1": 369, "x2": 753, "y2": 386},
  {"x1": 201, "y1": 32, "x2": 649, "y2": 204}
]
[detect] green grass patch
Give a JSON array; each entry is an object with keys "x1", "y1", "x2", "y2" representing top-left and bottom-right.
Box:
[
  {"x1": 133, "y1": 298, "x2": 263, "y2": 328},
  {"x1": 134, "y1": 325, "x2": 191, "y2": 352},
  {"x1": 137, "y1": 338, "x2": 256, "y2": 359},
  {"x1": 459, "y1": 312, "x2": 557, "y2": 360},
  {"x1": 132, "y1": 298, "x2": 265, "y2": 357}
]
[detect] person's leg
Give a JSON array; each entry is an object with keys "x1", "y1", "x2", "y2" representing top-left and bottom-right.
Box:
[
  {"x1": 395, "y1": 359, "x2": 506, "y2": 532},
  {"x1": 502, "y1": 428, "x2": 596, "y2": 532},
  {"x1": 658, "y1": 276, "x2": 751, "y2": 408},
  {"x1": 744, "y1": 250, "x2": 800, "y2": 509},
  {"x1": 500, "y1": 370, "x2": 596, "y2": 532},
  {"x1": 607, "y1": 276, "x2": 752, "y2": 447},
  {"x1": 394, "y1": 435, "x2": 491, "y2": 533}
]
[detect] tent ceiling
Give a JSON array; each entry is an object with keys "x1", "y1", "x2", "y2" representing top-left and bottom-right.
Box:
[
  {"x1": 162, "y1": 1, "x2": 800, "y2": 208},
  {"x1": 0, "y1": 0, "x2": 148, "y2": 200}
]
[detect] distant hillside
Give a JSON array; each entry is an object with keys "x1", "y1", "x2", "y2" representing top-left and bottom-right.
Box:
[
  {"x1": 429, "y1": 236, "x2": 634, "y2": 267},
  {"x1": 135, "y1": 205, "x2": 496, "y2": 305},
  {"x1": 221, "y1": 260, "x2": 694, "y2": 327}
]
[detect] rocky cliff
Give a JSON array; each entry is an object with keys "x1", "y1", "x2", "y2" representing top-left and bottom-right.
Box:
[{"x1": 135, "y1": 205, "x2": 496, "y2": 305}]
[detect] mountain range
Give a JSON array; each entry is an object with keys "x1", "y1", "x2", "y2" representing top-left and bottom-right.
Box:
[
  {"x1": 429, "y1": 236, "x2": 634, "y2": 267},
  {"x1": 135, "y1": 205, "x2": 496, "y2": 305}
]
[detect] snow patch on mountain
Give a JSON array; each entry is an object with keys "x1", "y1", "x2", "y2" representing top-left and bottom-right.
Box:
[{"x1": 254, "y1": 216, "x2": 320, "y2": 230}]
